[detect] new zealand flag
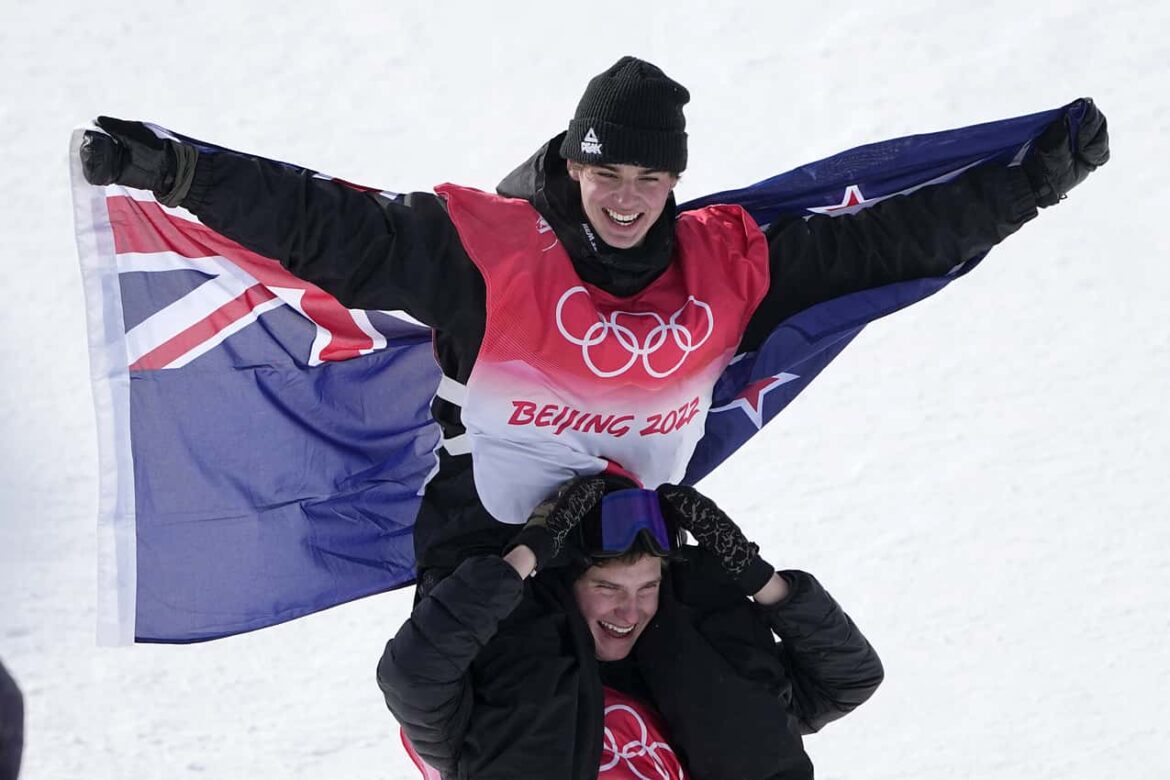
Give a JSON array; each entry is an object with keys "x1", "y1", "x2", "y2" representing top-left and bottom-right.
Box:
[{"x1": 71, "y1": 100, "x2": 1087, "y2": 643}]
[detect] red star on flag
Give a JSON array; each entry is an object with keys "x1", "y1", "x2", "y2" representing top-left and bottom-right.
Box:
[
  {"x1": 806, "y1": 184, "x2": 874, "y2": 216},
  {"x1": 709, "y1": 372, "x2": 800, "y2": 430}
]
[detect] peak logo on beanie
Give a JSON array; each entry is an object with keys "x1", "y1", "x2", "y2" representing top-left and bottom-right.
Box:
[
  {"x1": 582, "y1": 128, "x2": 603, "y2": 156},
  {"x1": 561, "y1": 56, "x2": 689, "y2": 173}
]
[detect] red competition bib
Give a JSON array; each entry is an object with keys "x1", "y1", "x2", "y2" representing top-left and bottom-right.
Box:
[
  {"x1": 600, "y1": 686, "x2": 687, "y2": 779},
  {"x1": 438, "y1": 184, "x2": 770, "y2": 523},
  {"x1": 400, "y1": 689, "x2": 688, "y2": 779}
]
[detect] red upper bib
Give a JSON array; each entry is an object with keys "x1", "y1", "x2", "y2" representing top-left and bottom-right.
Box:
[{"x1": 438, "y1": 184, "x2": 769, "y2": 522}]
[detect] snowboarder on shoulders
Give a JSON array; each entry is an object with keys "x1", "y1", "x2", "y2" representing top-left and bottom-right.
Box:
[
  {"x1": 78, "y1": 56, "x2": 1110, "y2": 579},
  {"x1": 377, "y1": 477, "x2": 884, "y2": 779}
]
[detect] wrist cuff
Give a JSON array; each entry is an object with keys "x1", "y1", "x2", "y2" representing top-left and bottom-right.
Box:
[
  {"x1": 159, "y1": 142, "x2": 198, "y2": 208},
  {"x1": 505, "y1": 525, "x2": 555, "y2": 570},
  {"x1": 736, "y1": 554, "x2": 776, "y2": 596}
]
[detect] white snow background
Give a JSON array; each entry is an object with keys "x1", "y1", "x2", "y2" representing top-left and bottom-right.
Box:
[{"x1": 2, "y1": 1, "x2": 1168, "y2": 778}]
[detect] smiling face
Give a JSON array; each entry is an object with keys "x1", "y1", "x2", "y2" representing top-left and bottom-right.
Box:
[
  {"x1": 567, "y1": 161, "x2": 677, "y2": 249},
  {"x1": 572, "y1": 555, "x2": 663, "y2": 661}
]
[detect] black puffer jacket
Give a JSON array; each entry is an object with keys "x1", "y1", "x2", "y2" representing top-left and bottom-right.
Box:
[
  {"x1": 180, "y1": 136, "x2": 1037, "y2": 575},
  {"x1": 376, "y1": 549, "x2": 883, "y2": 779}
]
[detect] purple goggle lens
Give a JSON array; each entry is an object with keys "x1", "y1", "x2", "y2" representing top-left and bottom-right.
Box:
[{"x1": 591, "y1": 488, "x2": 674, "y2": 557}]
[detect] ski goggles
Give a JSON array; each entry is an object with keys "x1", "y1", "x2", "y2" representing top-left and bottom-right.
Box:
[{"x1": 582, "y1": 488, "x2": 678, "y2": 558}]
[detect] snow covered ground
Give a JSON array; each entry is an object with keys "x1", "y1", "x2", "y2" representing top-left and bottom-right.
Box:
[{"x1": 2, "y1": 1, "x2": 1168, "y2": 778}]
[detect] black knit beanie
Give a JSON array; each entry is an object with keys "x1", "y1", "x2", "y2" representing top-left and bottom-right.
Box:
[{"x1": 560, "y1": 56, "x2": 689, "y2": 173}]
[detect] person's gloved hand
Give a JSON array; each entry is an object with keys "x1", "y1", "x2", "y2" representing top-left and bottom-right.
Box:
[
  {"x1": 1022, "y1": 99, "x2": 1110, "y2": 208},
  {"x1": 657, "y1": 484, "x2": 774, "y2": 595},
  {"x1": 80, "y1": 117, "x2": 196, "y2": 206},
  {"x1": 506, "y1": 477, "x2": 607, "y2": 571}
]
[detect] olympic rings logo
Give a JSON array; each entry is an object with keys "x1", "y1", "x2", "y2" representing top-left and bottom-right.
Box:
[
  {"x1": 554, "y1": 286, "x2": 715, "y2": 379},
  {"x1": 599, "y1": 703, "x2": 685, "y2": 780}
]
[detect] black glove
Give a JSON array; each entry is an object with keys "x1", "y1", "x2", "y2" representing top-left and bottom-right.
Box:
[
  {"x1": 1022, "y1": 99, "x2": 1110, "y2": 208},
  {"x1": 80, "y1": 116, "x2": 197, "y2": 207},
  {"x1": 657, "y1": 484, "x2": 774, "y2": 595},
  {"x1": 506, "y1": 477, "x2": 607, "y2": 571}
]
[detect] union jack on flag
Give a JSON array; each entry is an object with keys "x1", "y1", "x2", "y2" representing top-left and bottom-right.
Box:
[
  {"x1": 71, "y1": 102, "x2": 1084, "y2": 644},
  {"x1": 109, "y1": 191, "x2": 412, "y2": 371}
]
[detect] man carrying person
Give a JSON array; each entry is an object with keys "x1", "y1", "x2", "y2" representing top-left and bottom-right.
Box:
[{"x1": 377, "y1": 477, "x2": 884, "y2": 779}]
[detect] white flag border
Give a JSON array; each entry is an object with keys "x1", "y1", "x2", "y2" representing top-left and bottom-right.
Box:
[{"x1": 70, "y1": 127, "x2": 138, "y2": 646}]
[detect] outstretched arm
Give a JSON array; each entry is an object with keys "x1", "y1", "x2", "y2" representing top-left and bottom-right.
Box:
[
  {"x1": 180, "y1": 150, "x2": 467, "y2": 321},
  {"x1": 80, "y1": 117, "x2": 480, "y2": 329},
  {"x1": 740, "y1": 99, "x2": 1109, "y2": 353},
  {"x1": 741, "y1": 162, "x2": 1038, "y2": 352}
]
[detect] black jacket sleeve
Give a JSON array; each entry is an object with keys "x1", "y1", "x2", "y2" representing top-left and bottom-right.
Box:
[
  {"x1": 634, "y1": 580, "x2": 813, "y2": 780},
  {"x1": 180, "y1": 149, "x2": 482, "y2": 330},
  {"x1": 761, "y1": 570, "x2": 885, "y2": 734},
  {"x1": 739, "y1": 163, "x2": 1039, "y2": 353},
  {"x1": 641, "y1": 551, "x2": 882, "y2": 777},
  {"x1": 375, "y1": 556, "x2": 525, "y2": 775}
]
